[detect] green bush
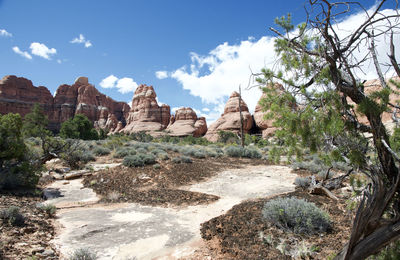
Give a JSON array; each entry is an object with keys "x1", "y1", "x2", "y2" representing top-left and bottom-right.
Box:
[
  {"x1": 60, "y1": 114, "x2": 99, "y2": 140},
  {"x1": 38, "y1": 204, "x2": 57, "y2": 217},
  {"x1": 157, "y1": 152, "x2": 170, "y2": 160},
  {"x1": 69, "y1": 248, "x2": 97, "y2": 260},
  {"x1": 60, "y1": 140, "x2": 95, "y2": 169},
  {"x1": 153, "y1": 163, "x2": 161, "y2": 170},
  {"x1": 172, "y1": 156, "x2": 192, "y2": 164},
  {"x1": 113, "y1": 148, "x2": 136, "y2": 158},
  {"x1": 141, "y1": 154, "x2": 156, "y2": 165},
  {"x1": 242, "y1": 147, "x2": 263, "y2": 158},
  {"x1": 92, "y1": 146, "x2": 111, "y2": 156},
  {"x1": 224, "y1": 146, "x2": 244, "y2": 157},
  {"x1": 294, "y1": 177, "x2": 312, "y2": 189},
  {"x1": 262, "y1": 197, "x2": 331, "y2": 235},
  {"x1": 0, "y1": 113, "x2": 42, "y2": 189},
  {"x1": 0, "y1": 206, "x2": 25, "y2": 226},
  {"x1": 218, "y1": 130, "x2": 239, "y2": 144},
  {"x1": 130, "y1": 131, "x2": 153, "y2": 142},
  {"x1": 123, "y1": 155, "x2": 145, "y2": 167}
]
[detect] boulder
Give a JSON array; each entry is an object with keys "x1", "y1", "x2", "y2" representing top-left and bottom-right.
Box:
[
  {"x1": 166, "y1": 107, "x2": 208, "y2": 137},
  {"x1": 204, "y1": 92, "x2": 253, "y2": 142},
  {"x1": 122, "y1": 84, "x2": 170, "y2": 134}
]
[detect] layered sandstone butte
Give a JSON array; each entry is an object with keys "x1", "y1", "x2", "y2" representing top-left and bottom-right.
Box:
[
  {"x1": 53, "y1": 76, "x2": 130, "y2": 132},
  {"x1": 0, "y1": 75, "x2": 129, "y2": 132},
  {"x1": 204, "y1": 92, "x2": 253, "y2": 142},
  {"x1": 166, "y1": 107, "x2": 207, "y2": 137},
  {"x1": 253, "y1": 93, "x2": 276, "y2": 138},
  {"x1": 122, "y1": 84, "x2": 171, "y2": 134}
]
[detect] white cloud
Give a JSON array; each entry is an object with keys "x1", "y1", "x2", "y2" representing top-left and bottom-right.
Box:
[
  {"x1": 167, "y1": 7, "x2": 400, "y2": 124},
  {"x1": 70, "y1": 34, "x2": 92, "y2": 48},
  {"x1": 155, "y1": 71, "x2": 168, "y2": 79},
  {"x1": 99, "y1": 75, "x2": 138, "y2": 94},
  {"x1": 57, "y1": 59, "x2": 62, "y2": 64},
  {"x1": 12, "y1": 46, "x2": 32, "y2": 59},
  {"x1": 155, "y1": 97, "x2": 165, "y2": 106},
  {"x1": 29, "y1": 42, "x2": 56, "y2": 59},
  {"x1": 202, "y1": 108, "x2": 210, "y2": 112},
  {"x1": 171, "y1": 106, "x2": 183, "y2": 114},
  {"x1": 99, "y1": 75, "x2": 118, "y2": 88},
  {"x1": 0, "y1": 29, "x2": 12, "y2": 37}
]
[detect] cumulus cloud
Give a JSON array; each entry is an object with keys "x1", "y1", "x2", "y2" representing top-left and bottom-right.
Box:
[
  {"x1": 29, "y1": 42, "x2": 56, "y2": 59},
  {"x1": 12, "y1": 46, "x2": 32, "y2": 59},
  {"x1": 99, "y1": 75, "x2": 138, "y2": 94},
  {"x1": 202, "y1": 108, "x2": 210, "y2": 112},
  {"x1": 155, "y1": 71, "x2": 168, "y2": 79},
  {"x1": 165, "y1": 7, "x2": 400, "y2": 124},
  {"x1": 70, "y1": 34, "x2": 92, "y2": 48},
  {"x1": 0, "y1": 29, "x2": 12, "y2": 37}
]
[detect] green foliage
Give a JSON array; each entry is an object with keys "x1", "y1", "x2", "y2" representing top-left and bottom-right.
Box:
[
  {"x1": 390, "y1": 127, "x2": 400, "y2": 153},
  {"x1": 92, "y1": 146, "x2": 111, "y2": 156},
  {"x1": 0, "y1": 206, "x2": 25, "y2": 226},
  {"x1": 244, "y1": 134, "x2": 269, "y2": 147},
  {"x1": 369, "y1": 240, "x2": 400, "y2": 260},
  {"x1": 172, "y1": 156, "x2": 192, "y2": 164},
  {"x1": 262, "y1": 197, "x2": 331, "y2": 235},
  {"x1": 224, "y1": 145, "x2": 263, "y2": 159},
  {"x1": 69, "y1": 248, "x2": 97, "y2": 260},
  {"x1": 0, "y1": 113, "x2": 41, "y2": 189},
  {"x1": 217, "y1": 130, "x2": 239, "y2": 144},
  {"x1": 59, "y1": 140, "x2": 95, "y2": 169},
  {"x1": 22, "y1": 103, "x2": 51, "y2": 138},
  {"x1": 60, "y1": 114, "x2": 99, "y2": 140},
  {"x1": 130, "y1": 131, "x2": 153, "y2": 142},
  {"x1": 123, "y1": 153, "x2": 156, "y2": 167},
  {"x1": 153, "y1": 163, "x2": 161, "y2": 170},
  {"x1": 113, "y1": 148, "x2": 136, "y2": 158},
  {"x1": 38, "y1": 204, "x2": 57, "y2": 217},
  {"x1": 294, "y1": 177, "x2": 311, "y2": 189}
]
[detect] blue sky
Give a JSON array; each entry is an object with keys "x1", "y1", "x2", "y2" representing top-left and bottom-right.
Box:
[{"x1": 0, "y1": 0, "x2": 397, "y2": 123}]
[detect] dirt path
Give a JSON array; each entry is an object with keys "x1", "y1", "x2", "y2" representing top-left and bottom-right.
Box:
[{"x1": 46, "y1": 165, "x2": 296, "y2": 259}]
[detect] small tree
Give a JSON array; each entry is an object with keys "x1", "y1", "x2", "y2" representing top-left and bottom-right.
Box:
[
  {"x1": 0, "y1": 113, "x2": 41, "y2": 189},
  {"x1": 60, "y1": 114, "x2": 99, "y2": 140},
  {"x1": 22, "y1": 103, "x2": 51, "y2": 138},
  {"x1": 257, "y1": 1, "x2": 400, "y2": 259}
]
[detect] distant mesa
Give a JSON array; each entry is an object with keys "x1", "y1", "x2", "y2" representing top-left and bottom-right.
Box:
[
  {"x1": 0, "y1": 75, "x2": 129, "y2": 133},
  {"x1": 204, "y1": 91, "x2": 253, "y2": 142},
  {"x1": 166, "y1": 107, "x2": 207, "y2": 137}
]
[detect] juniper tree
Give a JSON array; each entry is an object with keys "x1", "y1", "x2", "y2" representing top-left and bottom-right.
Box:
[{"x1": 256, "y1": 1, "x2": 400, "y2": 259}]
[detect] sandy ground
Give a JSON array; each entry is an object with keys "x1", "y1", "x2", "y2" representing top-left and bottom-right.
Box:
[{"x1": 45, "y1": 164, "x2": 296, "y2": 260}]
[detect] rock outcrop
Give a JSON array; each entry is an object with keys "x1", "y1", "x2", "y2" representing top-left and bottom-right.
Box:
[
  {"x1": 204, "y1": 92, "x2": 253, "y2": 142},
  {"x1": 166, "y1": 107, "x2": 207, "y2": 137},
  {"x1": 0, "y1": 75, "x2": 129, "y2": 132},
  {"x1": 253, "y1": 93, "x2": 276, "y2": 138},
  {"x1": 122, "y1": 84, "x2": 170, "y2": 134}
]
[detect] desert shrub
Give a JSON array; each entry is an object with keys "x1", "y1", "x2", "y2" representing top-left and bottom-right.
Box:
[
  {"x1": 242, "y1": 147, "x2": 262, "y2": 158},
  {"x1": 331, "y1": 161, "x2": 352, "y2": 172},
  {"x1": 123, "y1": 153, "x2": 156, "y2": 167},
  {"x1": 107, "y1": 191, "x2": 120, "y2": 202},
  {"x1": 317, "y1": 169, "x2": 335, "y2": 180},
  {"x1": 0, "y1": 206, "x2": 25, "y2": 226},
  {"x1": 123, "y1": 155, "x2": 145, "y2": 167},
  {"x1": 92, "y1": 146, "x2": 111, "y2": 156},
  {"x1": 157, "y1": 152, "x2": 169, "y2": 160},
  {"x1": 113, "y1": 148, "x2": 136, "y2": 158},
  {"x1": 38, "y1": 204, "x2": 57, "y2": 217},
  {"x1": 151, "y1": 148, "x2": 165, "y2": 155},
  {"x1": 225, "y1": 146, "x2": 244, "y2": 157},
  {"x1": 25, "y1": 136, "x2": 42, "y2": 146},
  {"x1": 262, "y1": 197, "x2": 331, "y2": 235},
  {"x1": 69, "y1": 248, "x2": 97, "y2": 260},
  {"x1": 130, "y1": 131, "x2": 153, "y2": 142},
  {"x1": 136, "y1": 147, "x2": 147, "y2": 155},
  {"x1": 172, "y1": 156, "x2": 192, "y2": 164},
  {"x1": 153, "y1": 163, "x2": 161, "y2": 170},
  {"x1": 205, "y1": 149, "x2": 218, "y2": 157},
  {"x1": 218, "y1": 130, "x2": 239, "y2": 144},
  {"x1": 60, "y1": 140, "x2": 95, "y2": 169},
  {"x1": 294, "y1": 177, "x2": 312, "y2": 189},
  {"x1": 193, "y1": 150, "x2": 206, "y2": 158},
  {"x1": 141, "y1": 154, "x2": 156, "y2": 165},
  {"x1": 269, "y1": 146, "x2": 282, "y2": 164}
]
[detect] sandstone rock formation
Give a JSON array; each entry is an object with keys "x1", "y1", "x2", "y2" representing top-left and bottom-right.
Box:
[
  {"x1": 0, "y1": 75, "x2": 129, "y2": 132},
  {"x1": 253, "y1": 93, "x2": 276, "y2": 138},
  {"x1": 204, "y1": 92, "x2": 253, "y2": 142},
  {"x1": 122, "y1": 84, "x2": 171, "y2": 134},
  {"x1": 166, "y1": 107, "x2": 207, "y2": 137}
]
